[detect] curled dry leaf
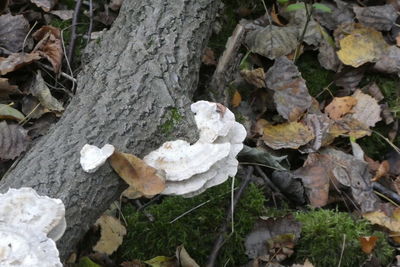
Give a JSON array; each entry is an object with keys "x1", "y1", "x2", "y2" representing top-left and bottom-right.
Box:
[
  {"x1": 348, "y1": 89, "x2": 381, "y2": 128},
  {"x1": 240, "y1": 68, "x2": 265, "y2": 88},
  {"x1": 262, "y1": 122, "x2": 314, "y2": 150},
  {"x1": 109, "y1": 151, "x2": 166, "y2": 196},
  {"x1": 265, "y1": 57, "x2": 312, "y2": 121},
  {"x1": 0, "y1": 78, "x2": 21, "y2": 99},
  {"x1": 337, "y1": 24, "x2": 389, "y2": 68},
  {"x1": 30, "y1": 71, "x2": 64, "y2": 112},
  {"x1": 0, "y1": 14, "x2": 29, "y2": 53},
  {"x1": 353, "y1": 5, "x2": 397, "y2": 31},
  {"x1": 371, "y1": 160, "x2": 390, "y2": 182},
  {"x1": 93, "y1": 215, "x2": 127, "y2": 255},
  {"x1": 33, "y1": 26, "x2": 63, "y2": 73},
  {"x1": 0, "y1": 121, "x2": 30, "y2": 160},
  {"x1": 0, "y1": 104, "x2": 25, "y2": 121},
  {"x1": 30, "y1": 0, "x2": 57, "y2": 11},
  {"x1": 0, "y1": 52, "x2": 41, "y2": 75},
  {"x1": 324, "y1": 96, "x2": 357, "y2": 120}
]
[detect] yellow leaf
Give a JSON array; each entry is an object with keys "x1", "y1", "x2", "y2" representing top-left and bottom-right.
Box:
[
  {"x1": 93, "y1": 215, "x2": 127, "y2": 255},
  {"x1": 363, "y1": 206, "x2": 400, "y2": 232},
  {"x1": 109, "y1": 151, "x2": 165, "y2": 196},
  {"x1": 144, "y1": 256, "x2": 175, "y2": 267},
  {"x1": 262, "y1": 122, "x2": 314, "y2": 150},
  {"x1": 337, "y1": 25, "x2": 389, "y2": 67},
  {"x1": 231, "y1": 90, "x2": 242, "y2": 108}
]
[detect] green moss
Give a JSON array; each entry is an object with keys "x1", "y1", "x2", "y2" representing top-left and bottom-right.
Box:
[
  {"x1": 296, "y1": 52, "x2": 335, "y2": 97},
  {"x1": 295, "y1": 209, "x2": 394, "y2": 266},
  {"x1": 160, "y1": 108, "x2": 182, "y2": 135},
  {"x1": 117, "y1": 181, "x2": 265, "y2": 266}
]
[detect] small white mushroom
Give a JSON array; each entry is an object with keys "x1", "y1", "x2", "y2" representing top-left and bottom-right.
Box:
[
  {"x1": 0, "y1": 225, "x2": 62, "y2": 267},
  {"x1": 0, "y1": 187, "x2": 66, "y2": 241},
  {"x1": 80, "y1": 144, "x2": 115, "y2": 173}
]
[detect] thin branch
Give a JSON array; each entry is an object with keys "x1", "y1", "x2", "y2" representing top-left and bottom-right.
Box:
[
  {"x1": 337, "y1": 234, "x2": 346, "y2": 267},
  {"x1": 86, "y1": 0, "x2": 94, "y2": 46},
  {"x1": 36, "y1": 61, "x2": 77, "y2": 84},
  {"x1": 254, "y1": 165, "x2": 281, "y2": 193},
  {"x1": 373, "y1": 182, "x2": 400, "y2": 206},
  {"x1": 67, "y1": 0, "x2": 83, "y2": 65}
]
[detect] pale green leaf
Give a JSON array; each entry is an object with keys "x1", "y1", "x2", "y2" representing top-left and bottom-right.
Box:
[
  {"x1": 0, "y1": 104, "x2": 25, "y2": 121},
  {"x1": 312, "y1": 3, "x2": 332, "y2": 13},
  {"x1": 286, "y1": 3, "x2": 305, "y2": 12}
]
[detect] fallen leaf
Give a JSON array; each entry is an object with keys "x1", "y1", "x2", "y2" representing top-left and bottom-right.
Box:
[
  {"x1": 120, "y1": 260, "x2": 146, "y2": 267},
  {"x1": 353, "y1": 5, "x2": 397, "y2": 31},
  {"x1": 30, "y1": 0, "x2": 57, "y2": 11},
  {"x1": 240, "y1": 68, "x2": 265, "y2": 88},
  {"x1": 231, "y1": 90, "x2": 241, "y2": 108},
  {"x1": 330, "y1": 117, "x2": 371, "y2": 139},
  {"x1": 176, "y1": 245, "x2": 199, "y2": 267},
  {"x1": 324, "y1": 96, "x2": 357, "y2": 120},
  {"x1": 109, "y1": 151, "x2": 166, "y2": 196},
  {"x1": 337, "y1": 24, "x2": 389, "y2": 67},
  {"x1": 262, "y1": 122, "x2": 314, "y2": 150},
  {"x1": 265, "y1": 57, "x2": 312, "y2": 121},
  {"x1": 387, "y1": 150, "x2": 400, "y2": 176},
  {"x1": 363, "y1": 203, "x2": 400, "y2": 232},
  {"x1": 0, "y1": 14, "x2": 30, "y2": 52},
  {"x1": 0, "y1": 121, "x2": 30, "y2": 160},
  {"x1": 359, "y1": 236, "x2": 378, "y2": 254},
  {"x1": 33, "y1": 26, "x2": 63, "y2": 73},
  {"x1": 93, "y1": 215, "x2": 127, "y2": 255},
  {"x1": 78, "y1": 256, "x2": 102, "y2": 267},
  {"x1": 26, "y1": 113, "x2": 57, "y2": 138},
  {"x1": 245, "y1": 25, "x2": 298, "y2": 60},
  {"x1": 144, "y1": 256, "x2": 175, "y2": 267},
  {"x1": 0, "y1": 104, "x2": 25, "y2": 121},
  {"x1": 301, "y1": 113, "x2": 333, "y2": 152},
  {"x1": 362, "y1": 82, "x2": 384, "y2": 102},
  {"x1": 348, "y1": 89, "x2": 381, "y2": 128},
  {"x1": 271, "y1": 170, "x2": 305, "y2": 203},
  {"x1": 21, "y1": 95, "x2": 49, "y2": 119},
  {"x1": 0, "y1": 78, "x2": 21, "y2": 99},
  {"x1": 334, "y1": 66, "x2": 366, "y2": 90},
  {"x1": 372, "y1": 160, "x2": 390, "y2": 182},
  {"x1": 239, "y1": 145, "x2": 287, "y2": 171},
  {"x1": 0, "y1": 52, "x2": 41, "y2": 75},
  {"x1": 292, "y1": 259, "x2": 314, "y2": 267},
  {"x1": 201, "y1": 47, "x2": 216, "y2": 66},
  {"x1": 318, "y1": 40, "x2": 340, "y2": 71},
  {"x1": 313, "y1": 0, "x2": 354, "y2": 30},
  {"x1": 49, "y1": 10, "x2": 74, "y2": 20},
  {"x1": 374, "y1": 46, "x2": 400, "y2": 74},
  {"x1": 271, "y1": 5, "x2": 285, "y2": 26},
  {"x1": 30, "y1": 71, "x2": 64, "y2": 112}
]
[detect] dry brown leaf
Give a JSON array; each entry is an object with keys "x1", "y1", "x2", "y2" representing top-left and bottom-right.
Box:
[
  {"x1": 337, "y1": 25, "x2": 389, "y2": 67},
  {"x1": 363, "y1": 204, "x2": 400, "y2": 232},
  {"x1": 33, "y1": 26, "x2": 63, "y2": 73},
  {"x1": 0, "y1": 78, "x2": 21, "y2": 99},
  {"x1": 0, "y1": 121, "x2": 30, "y2": 160},
  {"x1": 262, "y1": 122, "x2": 314, "y2": 150},
  {"x1": 30, "y1": 0, "x2": 57, "y2": 11},
  {"x1": 271, "y1": 5, "x2": 285, "y2": 26},
  {"x1": 231, "y1": 90, "x2": 241, "y2": 108},
  {"x1": 313, "y1": 0, "x2": 354, "y2": 31},
  {"x1": 240, "y1": 68, "x2": 265, "y2": 88},
  {"x1": 301, "y1": 113, "x2": 333, "y2": 153},
  {"x1": 109, "y1": 151, "x2": 165, "y2": 196},
  {"x1": 374, "y1": 46, "x2": 400, "y2": 74},
  {"x1": 176, "y1": 245, "x2": 200, "y2": 267},
  {"x1": 325, "y1": 96, "x2": 357, "y2": 120},
  {"x1": 49, "y1": 10, "x2": 74, "y2": 20},
  {"x1": 201, "y1": 47, "x2": 216, "y2": 66},
  {"x1": 359, "y1": 236, "x2": 378, "y2": 254},
  {"x1": 362, "y1": 83, "x2": 384, "y2": 102},
  {"x1": 0, "y1": 14, "x2": 29, "y2": 53},
  {"x1": 21, "y1": 95, "x2": 49, "y2": 119},
  {"x1": 0, "y1": 52, "x2": 41, "y2": 75},
  {"x1": 371, "y1": 160, "x2": 390, "y2": 182},
  {"x1": 353, "y1": 5, "x2": 397, "y2": 31},
  {"x1": 334, "y1": 66, "x2": 366, "y2": 90},
  {"x1": 330, "y1": 117, "x2": 371, "y2": 139},
  {"x1": 30, "y1": 71, "x2": 64, "y2": 112},
  {"x1": 318, "y1": 40, "x2": 340, "y2": 72},
  {"x1": 265, "y1": 57, "x2": 312, "y2": 121},
  {"x1": 93, "y1": 215, "x2": 127, "y2": 255},
  {"x1": 349, "y1": 89, "x2": 381, "y2": 128}
]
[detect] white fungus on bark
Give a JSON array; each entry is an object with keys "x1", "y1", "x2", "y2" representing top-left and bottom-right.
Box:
[
  {"x1": 80, "y1": 144, "x2": 115, "y2": 173},
  {"x1": 144, "y1": 101, "x2": 247, "y2": 197},
  {"x1": 0, "y1": 187, "x2": 65, "y2": 266}
]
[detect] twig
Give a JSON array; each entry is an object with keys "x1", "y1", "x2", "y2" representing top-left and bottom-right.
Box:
[
  {"x1": 36, "y1": 61, "x2": 77, "y2": 84},
  {"x1": 86, "y1": 0, "x2": 94, "y2": 46},
  {"x1": 22, "y1": 21, "x2": 38, "y2": 52},
  {"x1": 134, "y1": 200, "x2": 155, "y2": 222},
  {"x1": 169, "y1": 200, "x2": 211, "y2": 224},
  {"x1": 293, "y1": 1, "x2": 312, "y2": 62},
  {"x1": 206, "y1": 166, "x2": 254, "y2": 267},
  {"x1": 254, "y1": 165, "x2": 281, "y2": 193},
  {"x1": 373, "y1": 182, "x2": 400, "y2": 206},
  {"x1": 67, "y1": 0, "x2": 83, "y2": 65},
  {"x1": 337, "y1": 234, "x2": 346, "y2": 267}
]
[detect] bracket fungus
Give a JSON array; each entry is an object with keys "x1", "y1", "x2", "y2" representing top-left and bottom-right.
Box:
[
  {"x1": 80, "y1": 143, "x2": 115, "y2": 173},
  {"x1": 144, "y1": 101, "x2": 246, "y2": 197},
  {"x1": 0, "y1": 187, "x2": 66, "y2": 266}
]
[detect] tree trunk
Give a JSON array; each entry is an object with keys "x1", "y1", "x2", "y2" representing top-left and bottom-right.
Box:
[{"x1": 0, "y1": 0, "x2": 219, "y2": 260}]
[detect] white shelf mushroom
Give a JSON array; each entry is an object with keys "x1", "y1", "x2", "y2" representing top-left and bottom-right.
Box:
[
  {"x1": 144, "y1": 101, "x2": 247, "y2": 197},
  {"x1": 80, "y1": 144, "x2": 115, "y2": 173}
]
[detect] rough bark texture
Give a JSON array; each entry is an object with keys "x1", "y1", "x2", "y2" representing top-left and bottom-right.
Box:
[{"x1": 0, "y1": 0, "x2": 219, "y2": 260}]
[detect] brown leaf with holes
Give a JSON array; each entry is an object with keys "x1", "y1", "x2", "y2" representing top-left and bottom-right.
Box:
[
  {"x1": 109, "y1": 151, "x2": 165, "y2": 196},
  {"x1": 240, "y1": 68, "x2": 265, "y2": 88},
  {"x1": 0, "y1": 52, "x2": 41, "y2": 75},
  {"x1": 325, "y1": 96, "x2": 357, "y2": 120},
  {"x1": 262, "y1": 122, "x2": 314, "y2": 150},
  {"x1": 359, "y1": 236, "x2": 378, "y2": 254},
  {"x1": 33, "y1": 26, "x2": 63, "y2": 73},
  {"x1": 0, "y1": 121, "x2": 30, "y2": 160},
  {"x1": 0, "y1": 14, "x2": 30, "y2": 53},
  {"x1": 265, "y1": 57, "x2": 312, "y2": 121}
]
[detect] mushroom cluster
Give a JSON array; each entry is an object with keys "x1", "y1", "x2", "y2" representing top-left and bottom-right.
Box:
[
  {"x1": 144, "y1": 101, "x2": 246, "y2": 197},
  {"x1": 0, "y1": 187, "x2": 66, "y2": 266}
]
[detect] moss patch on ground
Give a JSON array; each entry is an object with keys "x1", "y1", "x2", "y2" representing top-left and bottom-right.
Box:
[{"x1": 117, "y1": 181, "x2": 265, "y2": 266}]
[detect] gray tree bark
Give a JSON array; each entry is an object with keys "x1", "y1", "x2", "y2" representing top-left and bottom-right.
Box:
[{"x1": 0, "y1": 0, "x2": 219, "y2": 260}]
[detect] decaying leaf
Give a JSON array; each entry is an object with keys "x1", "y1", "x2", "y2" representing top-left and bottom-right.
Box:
[
  {"x1": 348, "y1": 89, "x2": 381, "y2": 128},
  {"x1": 231, "y1": 90, "x2": 241, "y2": 108},
  {"x1": 240, "y1": 68, "x2": 265, "y2": 88},
  {"x1": 301, "y1": 113, "x2": 333, "y2": 152},
  {"x1": 313, "y1": 0, "x2": 354, "y2": 30},
  {"x1": 245, "y1": 215, "x2": 301, "y2": 262},
  {"x1": 324, "y1": 96, "x2": 357, "y2": 120},
  {"x1": 265, "y1": 57, "x2": 312, "y2": 121},
  {"x1": 238, "y1": 145, "x2": 287, "y2": 171},
  {"x1": 0, "y1": 14, "x2": 30, "y2": 52},
  {"x1": 93, "y1": 215, "x2": 127, "y2": 255},
  {"x1": 21, "y1": 95, "x2": 49, "y2": 119},
  {"x1": 334, "y1": 66, "x2": 366, "y2": 90},
  {"x1": 33, "y1": 26, "x2": 63, "y2": 73},
  {"x1": 30, "y1": 0, "x2": 57, "y2": 11},
  {"x1": 371, "y1": 160, "x2": 390, "y2": 182},
  {"x1": 201, "y1": 47, "x2": 216, "y2": 66},
  {"x1": 363, "y1": 203, "x2": 400, "y2": 232},
  {"x1": 337, "y1": 24, "x2": 389, "y2": 67},
  {"x1": 0, "y1": 78, "x2": 21, "y2": 99},
  {"x1": 49, "y1": 10, "x2": 74, "y2": 20},
  {"x1": 176, "y1": 245, "x2": 199, "y2": 267},
  {"x1": 245, "y1": 25, "x2": 298, "y2": 60},
  {"x1": 374, "y1": 46, "x2": 400, "y2": 74},
  {"x1": 271, "y1": 170, "x2": 305, "y2": 203},
  {"x1": 0, "y1": 121, "x2": 30, "y2": 160},
  {"x1": 359, "y1": 236, "x2": 378, "y2": 254},
  {"x1": 0, "y1": 104, "x2": 25, "y2": 121},
  {"x1": 318, "y1": 40, "x2": 340, "y2": 71},
  {"x1": 109, "y1": 151, "x2": 166, "y2": 196},
  {"x1": 353, "y1": 5, "x2": 397, "y2": 31},
  {"x1": 30, "y1": 71, "x2": 64, "y2": 112},
  {"x1": 0, "y1": 52, "x2": 41, "y2": 75},
  {"x1": 330, "y1": 117, "x2": 371, "y2": 139},
  {"x1": 262, "y1": 122, "x2": 314, "y2": 150},
  {"x1": 362, "y1": 82, "x2": 384, "y2": 102}
]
